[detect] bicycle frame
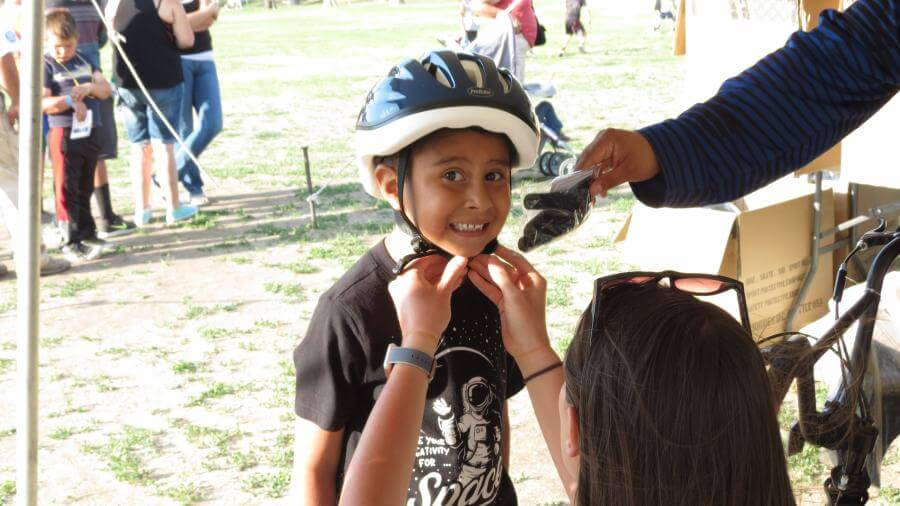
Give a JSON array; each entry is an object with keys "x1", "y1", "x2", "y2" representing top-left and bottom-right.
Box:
[{"x1": 765, "y1": 221, "x2": 900, "y2": 505}]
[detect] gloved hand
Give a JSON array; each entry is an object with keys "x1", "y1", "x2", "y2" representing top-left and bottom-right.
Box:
[{"x1": 518, "y1": 182, "x2": 592, "y2": 252}]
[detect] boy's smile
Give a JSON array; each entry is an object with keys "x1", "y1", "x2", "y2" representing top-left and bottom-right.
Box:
[{"x1": 403, "y1": 129, "x2": 512, "y2": 258}]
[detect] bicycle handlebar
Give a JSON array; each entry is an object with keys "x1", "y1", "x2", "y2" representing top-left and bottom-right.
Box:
[{"x1": 765, "y1": 224, "x2": 900, "y2": 505}]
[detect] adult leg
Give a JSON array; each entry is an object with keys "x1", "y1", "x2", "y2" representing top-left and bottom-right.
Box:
[
  {"x1": 177, "y1": 58, "x2": 223, "y2": 197},
  {"x1": 513, "y1": 33, "x2": 529, "y2": 83}
]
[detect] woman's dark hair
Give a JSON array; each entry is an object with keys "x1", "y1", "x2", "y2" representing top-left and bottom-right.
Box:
[{"x1": 564, "y1": 283, "x2": 795, "y2": 506}]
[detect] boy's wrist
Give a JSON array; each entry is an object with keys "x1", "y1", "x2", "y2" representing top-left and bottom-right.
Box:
[{"x1": 400, "y1": 331, "x2": 440, "y2": 356}]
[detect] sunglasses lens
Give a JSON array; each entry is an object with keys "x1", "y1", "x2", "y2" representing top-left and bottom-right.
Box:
[{"x1": 673, "y1": 277, "x2": 726, "y2": 294}]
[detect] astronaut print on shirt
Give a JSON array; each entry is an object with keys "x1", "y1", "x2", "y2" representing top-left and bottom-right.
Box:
[{"x1": 406, "y1": 313, "x2": 511, "y2": 506}]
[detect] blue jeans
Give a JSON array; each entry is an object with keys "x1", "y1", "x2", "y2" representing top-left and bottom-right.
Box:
[
  {"x1": 176, "y1": 58, "x2": 223, "y2": 196},
  {"x1": 117, "y1": 85, "x2": 184, "y2": 144}
]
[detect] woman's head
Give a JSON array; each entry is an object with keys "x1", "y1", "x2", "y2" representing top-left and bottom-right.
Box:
[{"x1": 562, "y1": 283, "x2": 794, "y2": 506}]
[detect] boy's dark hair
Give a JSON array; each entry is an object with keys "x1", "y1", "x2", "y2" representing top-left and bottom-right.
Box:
[
  {"x1": 45, "y1": 9, "x2": 78, "y2": 41},
  {"x1": 564, "y1": 283, "x2": 795, "y2": 506}
]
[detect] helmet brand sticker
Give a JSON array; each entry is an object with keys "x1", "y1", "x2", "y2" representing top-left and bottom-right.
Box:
[{"x1": 467, "y1": 87, "x2": 494, "y2": 98}]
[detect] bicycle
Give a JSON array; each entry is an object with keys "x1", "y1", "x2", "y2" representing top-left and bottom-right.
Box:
[{"x1": 765, "y1": 219, "x2": 900, "y2": 505}]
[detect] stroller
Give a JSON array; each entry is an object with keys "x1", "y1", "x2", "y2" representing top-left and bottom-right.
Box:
[{"x1": 532, "y1": 98, "x2": 576, "y2": 179}]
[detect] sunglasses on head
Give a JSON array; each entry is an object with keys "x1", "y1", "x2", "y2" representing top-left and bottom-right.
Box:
[{"x1": 588, "y1": 270, "x2": 753, "y2": 346}]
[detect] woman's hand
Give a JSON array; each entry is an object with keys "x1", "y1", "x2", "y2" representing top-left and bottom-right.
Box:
[
  {"x1": 468, "y1": 246, "x2": 551, "y2": 361},
  {"x1": 388, "y1": 255, "x2": 468, "y2": 355},
  {"x1": 574, "y1": 128, "x2": 660, "y2": 197}
]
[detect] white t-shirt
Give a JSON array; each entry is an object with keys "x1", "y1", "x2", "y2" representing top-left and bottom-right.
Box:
[{"x1": 0, "y1": 11, "x2": 20, "y2": 58}]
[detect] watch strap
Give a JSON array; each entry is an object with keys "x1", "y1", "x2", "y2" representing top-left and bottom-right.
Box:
[{"x1": 383, "y1": 343, "x2": 435, "y2": 379}]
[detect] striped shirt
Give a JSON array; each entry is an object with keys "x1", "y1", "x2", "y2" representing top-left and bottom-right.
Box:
[{"x1": 632, "y1": 0, "x2": 899, "y2": 208}]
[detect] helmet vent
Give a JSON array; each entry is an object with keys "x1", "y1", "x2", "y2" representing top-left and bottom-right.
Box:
[
  {"x1": 459, "y1": 59, "x2": 485, "y2": 87},
  {"x1": 425, "y1": 63, "x2": 454, "y2": 88}
]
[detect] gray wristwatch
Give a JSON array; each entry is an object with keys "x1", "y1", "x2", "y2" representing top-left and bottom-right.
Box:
[{"x1": 383, "y1": 343, "x2": 436, "y2": 380}]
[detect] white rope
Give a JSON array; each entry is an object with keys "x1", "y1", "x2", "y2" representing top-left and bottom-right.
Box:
[
  {"x1": 305, "y1": 155, "x2": 356, "y2": 204},
  {"x1": 88, "y1": 0, "x2": 218, "y2": 188}
]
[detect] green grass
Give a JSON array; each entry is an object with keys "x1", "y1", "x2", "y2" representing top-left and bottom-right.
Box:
[
  {"x1": 52, "y1": 277, "x2": 100, "y2": 298},
  {"x1": 158, "y1": 482, "x2": 206, "y2": 505},
  {"x1": 0, "y1": 480, "x2": 14, "y2": 504},
  {"x1": 187, "y1": 382, "x2": 236, "y2": 407},
  {"x1": 172, "y1": 361, "x2": 200, "y2": 374},
  {"x1": 82, "y1": 426, "x2": 159, "y2": 485},
  {"x1": 241, "y1": 470, "x2": 291, "y2": 499},
  {"x1": 264, "y1": 282, "x2": 306, "y2": 302},
  {"x1": 0, "y1": 358, "x2": 12, "y2": 375}
]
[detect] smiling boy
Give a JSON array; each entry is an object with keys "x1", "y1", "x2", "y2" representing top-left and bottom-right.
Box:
[{"x1": 291, "y1": 51, "x2": 539, "y2": 505}]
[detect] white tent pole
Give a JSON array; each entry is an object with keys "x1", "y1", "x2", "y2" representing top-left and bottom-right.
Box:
[{"x1": 16, "y1": 0, "x2": 44, "y2": 504}]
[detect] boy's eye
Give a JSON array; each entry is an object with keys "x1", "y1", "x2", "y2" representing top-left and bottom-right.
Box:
[
  {"x1": 443, "y1": 170, "x2": 464, "y2": 182},
  {"x1": 486, "y1": 170, "x2": 507, "y2": 182}
]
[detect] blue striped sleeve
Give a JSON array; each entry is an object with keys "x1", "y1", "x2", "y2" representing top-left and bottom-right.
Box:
[{"x1": 632, "y1": 0, "x2": 900, "y2": 208}]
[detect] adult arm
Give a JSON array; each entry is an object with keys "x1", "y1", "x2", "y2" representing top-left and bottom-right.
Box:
[
  {"x1": 290, "y1": 418, "x2": 342, "y2": 506},
  {"x1": 468, "y1": 247, "x2": 578, "y2": 501},
  {"x1": 339, "y1": 256, "x2": 468, "y2": 506},
  {"x1": 1, "y1": 53, "x2": 19, "y2": 124},
  {"x1": 577, "y1": 0, "x2": 900, "y2": 207},
  {"x1": 160, "y1": 0, "x2": 196, "y2": 49},
  {"x1": 186, "y1": 0, "x2": 220, "y2": 32}
]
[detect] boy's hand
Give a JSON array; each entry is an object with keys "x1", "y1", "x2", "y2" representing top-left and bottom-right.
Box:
[
  {"x1": 70, "y1": 83, "x2": 93, "y2": 102},
  {"x1": 72, "y1": 101, "x2": 87, "y2": 122},
  {"x1": 388, "y1": 255, "x2": 468, "y2": 355},
  {"x1": 468, "y1": 246, "x2": 551, "y2": 360}
]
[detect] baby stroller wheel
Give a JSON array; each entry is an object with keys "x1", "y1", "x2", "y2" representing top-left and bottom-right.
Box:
[
  {"x1": 557, "y1": 155, "x2": 577, "y2": 176},
  {"x1": 548, "y1": 152, "x2": 574, "y2": 177},
  {"x1": 538, "y1": 151, "x2": 556, "y2": 177}
]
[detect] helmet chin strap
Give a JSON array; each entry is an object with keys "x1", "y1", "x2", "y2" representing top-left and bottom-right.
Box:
[{"x1": 391, "y1": 149, "x2": 499, "y2": 275}]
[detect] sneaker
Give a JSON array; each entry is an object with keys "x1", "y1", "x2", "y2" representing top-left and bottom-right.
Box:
[
  {"x1": 97, "y1": 214, "x2": 137, "y2": 238},
  {"x1": 61, "y1": 241, "x2": 104, "y2": 262},
  {"x1": 82, "y1": 236, "x2": 110, "y2": 251},
  {"x1": 189, "y1": 194, "x2": 210, "y2": 207},
  {"x1": 0, "y1": 263, "x2": 7, "y2": 278},
  {"x1": 134, "y1": 208, "x2": 153, "y2": 228},
  {"x1": 166, "y1": 204, "x2": 198, "y2": 225},
  {"x1": 39, "y1": 254, "x2": 71, "y2": 276}
]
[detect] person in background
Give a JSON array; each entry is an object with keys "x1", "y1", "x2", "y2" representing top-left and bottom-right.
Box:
[
  {"x1": 559, "y1": 0, "x2": 589, "y2": 56},
  {"x1": 175, "y1": 0, "x2": 222, "y2": 207},
  {"x1": 42, "y1": 9, "x2": 113, "y2": 261},
  {"x1": 46, "y1": 0, "x2": 136, "y2": 239},
  {"x1": 108, "y1": 0, "x2": 198, "y2": 226},
  {"x1": 0, "y1": 8, "x2": 70, "y2": 276},
  {"x1": 471, "y1": 0, "x2": 536, "y2": 82}
]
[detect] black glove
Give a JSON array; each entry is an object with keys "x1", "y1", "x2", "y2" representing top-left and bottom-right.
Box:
[{"x1": 518, "y1": 183, "x2": 592, "y2": 252}]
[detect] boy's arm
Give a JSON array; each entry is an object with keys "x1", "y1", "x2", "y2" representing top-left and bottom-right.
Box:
[
  {"x1": 41, "y1": 87, "x2": 69, "y2": 114},
  {"x1": 89, "y1": 71, "x2": 112, "y2": 99},
  {"x1": 340, "y1": 255, "x2": 467, "y2": 506},
  {"x1": 291, "y1": 417, "x2": 342, "y2": 506}
]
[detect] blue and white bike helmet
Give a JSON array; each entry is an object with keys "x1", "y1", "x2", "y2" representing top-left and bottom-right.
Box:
[{"x1": 355, "y1": 50, "x2": 540, "y2": 272}]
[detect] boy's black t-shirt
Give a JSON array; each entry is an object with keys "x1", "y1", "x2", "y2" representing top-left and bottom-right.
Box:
[
  {"x1": 43, "y1": 51, "x2": 102, "y2": 129},
  {"x1": 294, "y1": 240, "x2": 525, "y2": 505}
]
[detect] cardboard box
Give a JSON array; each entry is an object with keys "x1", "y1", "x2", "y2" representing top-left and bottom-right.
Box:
[
  {"x1": 615, "y1": 180, "x2": 834, "y2": 337},
  {"x1": 833, "y1": 180, "x2": 900, "y2": 279}
]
